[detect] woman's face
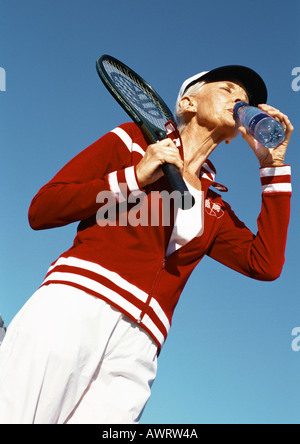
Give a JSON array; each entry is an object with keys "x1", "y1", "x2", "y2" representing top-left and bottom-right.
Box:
[{"x1": 191, "y1": 80, "x2": 249, "y2": 139}]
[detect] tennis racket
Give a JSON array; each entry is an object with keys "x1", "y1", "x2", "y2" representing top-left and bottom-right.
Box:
[{"x1": 96, "y1": 54, "x2": 194, "y2": 209}]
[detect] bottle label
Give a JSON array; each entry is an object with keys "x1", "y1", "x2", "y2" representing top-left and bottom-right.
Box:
[{"x1": 247, "y1": 113, "x2": 268, "y2": 135}]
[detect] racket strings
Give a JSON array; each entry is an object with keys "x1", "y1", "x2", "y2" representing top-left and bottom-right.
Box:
[{"x1": 103, "y1": 60, "x2": 169, "y2": 131}]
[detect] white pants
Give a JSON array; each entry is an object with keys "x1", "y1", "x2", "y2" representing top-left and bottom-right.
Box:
[{"x1": 0, "y1": 284, "x2": 158, "y2": 424}]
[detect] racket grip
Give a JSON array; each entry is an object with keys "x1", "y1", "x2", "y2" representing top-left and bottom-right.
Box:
[{"x1": 161, "y1": 163, "x2": 195, "y2": 210}]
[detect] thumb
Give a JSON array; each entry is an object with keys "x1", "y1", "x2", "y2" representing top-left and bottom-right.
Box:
[
  {"x1": 238, "y1": 126, "x2": 256, "y2": 148},
  {"x1": 238, "y1": 126, "x2": 249, "y2": 140},
  {"x1": 239, "y1": 126, "x2": 270, "y2": 161}
]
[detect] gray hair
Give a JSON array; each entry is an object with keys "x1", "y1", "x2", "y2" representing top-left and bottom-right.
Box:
[{"x1": 175, "y1": 81, "x2": 205, "y2": 132}]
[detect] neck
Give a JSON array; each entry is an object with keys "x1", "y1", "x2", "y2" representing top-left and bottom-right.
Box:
[{"x1": 180, "y1": 122, "x2": 225, "y2": 176}]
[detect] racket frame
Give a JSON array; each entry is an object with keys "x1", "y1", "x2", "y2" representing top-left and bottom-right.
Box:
[
  {"x1": 96, "y1": 55, "x2": 175, "y2": 143},
  {"x1": 96, "y1": 54, "x2": 194, "y2": 209}
]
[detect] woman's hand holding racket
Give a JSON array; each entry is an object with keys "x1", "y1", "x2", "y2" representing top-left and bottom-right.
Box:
[{"x1": 136, "y1": 139, "x2": 184, "y2": 188}]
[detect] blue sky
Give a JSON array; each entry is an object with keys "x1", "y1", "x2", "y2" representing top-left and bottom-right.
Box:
[{"x1": 0, "y1": 0, "x2": 299, "y2": 424}]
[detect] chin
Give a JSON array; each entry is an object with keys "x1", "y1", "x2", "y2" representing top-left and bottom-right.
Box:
[
  {"x1": 223, "y1": 121, "x2": 239, "y2": 139},
  {"x1": 219, "y1": 128, "x2": 238, "y2": 142}
]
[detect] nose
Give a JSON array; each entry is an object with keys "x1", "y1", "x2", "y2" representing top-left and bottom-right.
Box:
[
  {"x1": 233, "y1": 88, "x2": 249, "y2": 104},
  {"x1": 234, "y1": 96, "x2": 244, "y2": 104}
]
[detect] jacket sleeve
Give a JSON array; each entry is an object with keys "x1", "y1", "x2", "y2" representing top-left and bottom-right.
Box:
[
  {"x1": 28, "y1": 123, "x2": 145, "y2": 230},
  {"x1": 206, "y1": 166, "x2": 292, "y2": 281}
]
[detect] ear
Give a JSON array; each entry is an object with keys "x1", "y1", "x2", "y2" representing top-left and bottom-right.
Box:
[{"x1": 178, "y1": 96, "x2": 197, "y2": 114}]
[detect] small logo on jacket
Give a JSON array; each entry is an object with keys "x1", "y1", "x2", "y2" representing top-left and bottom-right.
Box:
[{"x1": 205, "y1": 198, "x2": 224, "y2": 219}]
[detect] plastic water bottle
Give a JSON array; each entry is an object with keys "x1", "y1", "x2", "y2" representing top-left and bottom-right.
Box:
[{"x1": 234, "y1": 101, "x2": 285, "y2": 148}]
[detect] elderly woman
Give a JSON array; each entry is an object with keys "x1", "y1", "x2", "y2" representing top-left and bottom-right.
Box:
[{"x1": 0, "y1": 65, "x2": 293, "y2": 424}]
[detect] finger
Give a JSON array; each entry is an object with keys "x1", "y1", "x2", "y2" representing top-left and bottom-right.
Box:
[
  {"x1": 258, "y1": 105, "x2": 294, "y2": 137},
  {"x1": 238, "y1": 126, "x2": 254, "y2": 143},
  {"x1": 147, "y1": 145, "x2": 182, "y2": 168},
  {"x1": 258, "y1": 106, "x2": 283, "y2": 122},
  {"x1": 156, "y1": 138, "x2": 178, "y2": 149},
  {"x1": 150, "y1": 141, "x2": 182, "y2": 159},
  {"x1": 281, "y1": 114, "x2": 294, "y2": 134},
  {"x1": 258, "y1": 104, "x2": 290, "y2": 124},
  {"x1": 257, "y1": 104, "x2": 283, "y2": 115},
  {"x1": 147, "y1": 139, "x2": 177, "y2": 154},
  {"x1": 147, "y1": 139, "x2": 185, "y2": 173},
  {"x1": 238, "y1": 127, "x2": 268, "y2": 155},
  {"x1": 258, "y1": 103, "x2": 277, "y2": 111},
  {"x1": 153, "y1": 147, "x2": 182, "y2": 162},
  {"x1": 160, "y1": 153, "x2": 184, "y2": 172}
]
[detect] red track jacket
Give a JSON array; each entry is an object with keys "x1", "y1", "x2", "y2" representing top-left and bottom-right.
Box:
[{"x1": 28, "y1": 123, "x2": 292, "y2": 351}]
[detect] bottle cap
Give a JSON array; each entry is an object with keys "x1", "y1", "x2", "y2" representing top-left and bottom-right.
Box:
[{"x1": 233, "y1": 101, "x2": 249, "y2": 117}]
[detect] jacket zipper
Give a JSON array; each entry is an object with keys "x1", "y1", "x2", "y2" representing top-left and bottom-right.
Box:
[
  {"x1": 137, "y1": 257, "x2": 166, "y2": 324},
  {"x1": 137, "y1": 186, "x2": 209, "y2": 324}
]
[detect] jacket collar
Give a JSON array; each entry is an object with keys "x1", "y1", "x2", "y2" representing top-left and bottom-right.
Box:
[
  {"x1": 200, "y1": 159, "x2": 228, "y2": 192},
  {"x1": 165, "y1": 121, "x2": 228, "y2": 193}
]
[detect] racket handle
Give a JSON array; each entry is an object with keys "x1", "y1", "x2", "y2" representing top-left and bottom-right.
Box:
[{"x1": 161, "y1": 163, "x2": 195, "y2": 210}]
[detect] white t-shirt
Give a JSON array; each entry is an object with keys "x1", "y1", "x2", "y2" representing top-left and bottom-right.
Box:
[{"x1": 166, "y1": 180, "x2": 203, "y2": 257}]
